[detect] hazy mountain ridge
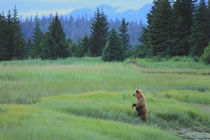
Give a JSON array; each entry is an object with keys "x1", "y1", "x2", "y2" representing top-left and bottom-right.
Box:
[{"x1": 66, "y1": 4, "x2": 152, "y2": 23}]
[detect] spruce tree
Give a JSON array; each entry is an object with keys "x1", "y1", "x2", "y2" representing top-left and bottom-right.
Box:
[
  {"x1": 32, "y1": 19, "x2": 43, "y2": 58},
  {"x1": 138, "y1": 27, "x2": 151, "y2": 57},
  {"x1": 89, "y1": 8, "x2": 101, "y2": 56},
  {"x1": 100, "y1": 9, "x2": 109, "y2": 54},
  {"x1": 139, "y1": 0, "x2": 159, "y2": 57},
  {"x1": 41, "y1": 32, "x2": 55, "y2": 59},
  {"x1": 25, "y1": 39, "x2": 33, "y2": 58},
  {"x1": 171, "y1": 0, "x2": 194, "y2": 56},
  {"x1": 102, "y1": 27, "x2": 124, "y2": 61},
  {"x1": 207, "y1": 0, "x2": 210, "y2": 43},
  {"x1": 50, "y1": 14, "x2": 69, "y2": 58},
  {"x1": 171, "y1": 0, "x2": 187, "y2": 56},
  {"x1": 149, "y1": 0, "x2": 173, "y2": 56},
  {"x1": 12, "y1": 6, "x2": 25, "y2": 59},
  {"x1": 5, "y1": 10, "x2": 14, "y2": 60},
  {"x1": 0, "y1": 13, "x2": 8, "y2": 60},
  {"x1": 89, "y1": 8, "x2": 109, "y2": 56},
  {"x1": 190, "y1": 0, "x2": 208, "y2": 56},
  {"x1": 74, "y1": 34, "x2": 90, "y2": 57},
  {"x1": 81, "y1": 33, "x2": 90, "y2": 55},
  {"x1": 42, "y1": 15, "x2": 69, "y2": 59},
  {"x1": 119, "y1": 18, "x2": 130, "y2": 57}
]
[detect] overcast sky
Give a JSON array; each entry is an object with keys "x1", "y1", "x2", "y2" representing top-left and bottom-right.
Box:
[{"x1": 0, "y1": 0, "x2": 153, "y2": 17}]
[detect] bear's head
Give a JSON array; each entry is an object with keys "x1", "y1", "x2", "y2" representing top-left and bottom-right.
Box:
[{"x1": 133, "y1": 89, "x2": 143, "y2": 99}]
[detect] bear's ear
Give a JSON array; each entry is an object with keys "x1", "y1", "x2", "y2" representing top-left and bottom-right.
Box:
[{"x1": 136, "y1": 89, "x2": 139, "y2": 93}]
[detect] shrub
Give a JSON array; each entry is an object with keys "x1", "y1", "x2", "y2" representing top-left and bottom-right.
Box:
[{"x1": 201, "y1": 43, "x2": 210, "y2": 64}]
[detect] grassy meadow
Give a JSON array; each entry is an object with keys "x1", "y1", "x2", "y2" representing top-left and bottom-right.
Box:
[{"x1": 0, "y1": 57, "x2": 210, "y2": 140}]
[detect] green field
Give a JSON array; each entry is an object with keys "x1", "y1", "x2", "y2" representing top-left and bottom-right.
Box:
[{"x1": 0, "y1": 57, "x2": 210, "y2": 140}]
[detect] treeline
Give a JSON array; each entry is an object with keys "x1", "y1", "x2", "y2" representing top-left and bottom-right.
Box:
[
  {"x1": 21, "y1": 15, "x2": 143, "y2": 46},
  {"x1": 0, "y1": 8, "x2": 132, "y2": 61},
  {"x1": 139, "y1": 0, "x2": 210, "y2": 59},
  {"x1": 1, "y1": 1, "x2": 210, "y2": 63}
]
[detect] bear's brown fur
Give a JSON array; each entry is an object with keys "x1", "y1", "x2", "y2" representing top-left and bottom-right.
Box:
[{"x1": 132, "y1": 89, "x2": 148, "y2": 120}]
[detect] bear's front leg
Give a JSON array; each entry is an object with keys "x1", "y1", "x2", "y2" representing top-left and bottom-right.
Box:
[{"x1": 132, "y1": 103, "x2": 136, "y2": 108}]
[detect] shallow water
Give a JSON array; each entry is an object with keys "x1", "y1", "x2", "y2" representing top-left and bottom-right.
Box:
[{"x1": 175, "y1": 128, "x2": 210, "y2": 139}]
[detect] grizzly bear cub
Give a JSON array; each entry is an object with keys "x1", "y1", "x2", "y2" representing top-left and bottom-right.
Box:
[{"x1": 132, "y1": 89, "x2": 148, "y2": 120}]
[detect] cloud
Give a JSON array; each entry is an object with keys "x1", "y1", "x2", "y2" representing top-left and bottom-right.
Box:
[{"x1": 19, "y1": 9, "x2": 74, "y2": 18}]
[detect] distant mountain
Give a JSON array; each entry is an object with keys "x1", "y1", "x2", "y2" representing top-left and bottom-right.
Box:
[{"x1": 65, "y1": 4, "x2": 152, "y2": 24}]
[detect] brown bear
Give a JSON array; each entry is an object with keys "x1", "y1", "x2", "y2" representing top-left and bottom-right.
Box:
[{"x1": 132, "y1": 89, "x2": 148, "y2": 121}]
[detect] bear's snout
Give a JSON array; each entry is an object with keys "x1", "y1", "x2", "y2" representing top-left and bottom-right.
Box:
[{"x1": 133, "y1": 94, "x2": 135, "y2": 96}]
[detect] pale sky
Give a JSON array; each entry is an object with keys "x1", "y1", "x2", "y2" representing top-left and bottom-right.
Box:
[{"x1": 0, "y1": 0, "x2": 153, "y2": 17}]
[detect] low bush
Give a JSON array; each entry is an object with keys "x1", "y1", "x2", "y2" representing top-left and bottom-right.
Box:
[{"x1": 202, "y1": 43, "x2": 210, "y2": 64}]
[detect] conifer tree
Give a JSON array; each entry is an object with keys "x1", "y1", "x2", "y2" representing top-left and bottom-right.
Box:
[
  {"x1": 102, "y1": 27, "x2": 124, "y2": 61},
  {"x1": 74, "y1": 34, "x2": 90, "y2": 57},
  {"x1": 149, "y1": 0, "x2": 173, "y2": 56},
  {"x1": 138, "y1": 27, "x2": 151, "y2": 57},
  {"x1": 207, "y1": 0, "x2": 210, "y2": 43},
  {"x1": 41, "y1": 32, "x2": 55, "y2": 59},
  {"x1": 42, "y1": 15, "x2": 69, "y2": 59},
  {"x1": 100, "y1": 9, "x2": 109, "y2": 53},
  {"x1": 89, "y1": 8, "x2": 109, "y2": 56},
  {"x1": 190, "y1": 0, "x2": 208, "y2": 56},
  {"x1": 171, "y1": 0, "x2": 194, "y2": 56},
  {"x1": 5, "y1": 10, "x2": 14, "y2": 60},
  {"x1": 139, "y1": 0, "x2": 159, "y2": 57},
  {"x1": 0, "y1": 13, "x2": 8, "y2": 60},
  {"x1": 25, "y1": 39, "x2": 33, "y2": 58},
  {"x1": 89, "y1": 8, "x2": 101, "y2": 56},
  {"x1": 171, "y1": 0, "x2": 187, "y2": 56},
  {"x1": 32, "y1": 19, "x2": 43, "y2": 58},
  {"x1": 119, "y1": 18, "x2": 130, "y2": 57},
  {"x1": 81, "y1": 33, "x2": 90, "y2": 55},
  {"x1": 50, "y1": 14, "x2": 69, "y2": 58},
  {"x1": 12, "y1": 6, "x2": 25, "y2": 59}
]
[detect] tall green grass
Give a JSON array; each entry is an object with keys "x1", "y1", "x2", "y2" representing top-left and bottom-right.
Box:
[
  {"x1": 127, "y1": 57, "x2": 210, "y2": 69},
  {"x1": 38, "y1": 91, "x2": 210, "y2": 132},
  {"x1": 0, "y1": 57, "x2": 102, "y2": 66},
  {"x1": 0, "y1": 105, "x2": 180, "y2": 140},
  {"x1": 0, "y1": 57, "x2": 209, "y2": 139},
  {"x1": 0, "y1": 57, "x2": 209, "y2": 104}
]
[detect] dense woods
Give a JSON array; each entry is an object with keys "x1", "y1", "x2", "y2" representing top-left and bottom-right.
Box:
[
  {"x1": 140, "y1": 0, "x2": 210, "y2": 60},
  {"x1": 0, "y1": 6, "x2": 25, "y2": 60},
  {"x1": 21, "y1": 15, "x2": 142, "y2": 46},
  {"x1": 0, "y1": 0, "x2": 210, "y2": 63}
]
